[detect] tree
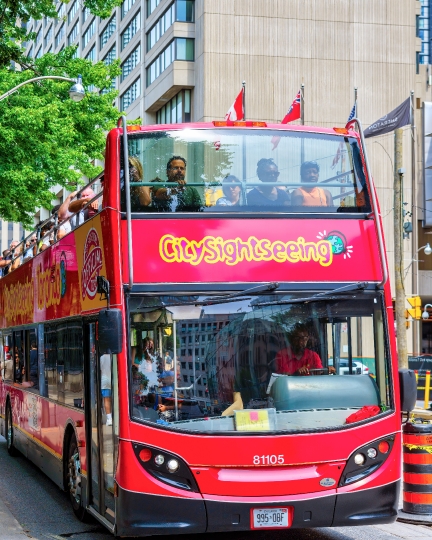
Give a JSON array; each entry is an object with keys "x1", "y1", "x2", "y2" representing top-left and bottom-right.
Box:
[{"x1": 0, "y1": 0, "x2": 122, "y2": 225}]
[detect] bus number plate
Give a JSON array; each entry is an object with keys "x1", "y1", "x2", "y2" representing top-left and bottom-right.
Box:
[{"x1": 251, "y1": 507, "x2": 290, "y2": 529}]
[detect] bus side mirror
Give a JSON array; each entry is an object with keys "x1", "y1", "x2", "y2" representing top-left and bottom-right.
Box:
[
  {"x1": 399, "y1": 368, "x2": 417, "y2": 413},
  {"x1": 99, "y1": 309, "x2": 123, "y2": 354}
]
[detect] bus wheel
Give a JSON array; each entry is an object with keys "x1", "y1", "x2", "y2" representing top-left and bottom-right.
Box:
[
  {"x1": 5, "y1": 403, "x2": 18, "y2": 457},
  {"x1": 67, "y1": 433, "x2": 87, "y2": 521}
]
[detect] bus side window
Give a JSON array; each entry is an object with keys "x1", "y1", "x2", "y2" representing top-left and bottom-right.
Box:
[
  {"x1": 2, "y1": 334, "x2": 13, "y2": 380},
  {"x1": 45, "y1": 323, "x2": 58, "y2": 401},
  {"x1": 27, "y1": 328, "x2": 39, "y2": 393}
]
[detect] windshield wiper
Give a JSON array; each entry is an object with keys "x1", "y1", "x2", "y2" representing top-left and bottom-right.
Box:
[{"x1": 254, "y1": 282, "x2": 368, "y2": 307}]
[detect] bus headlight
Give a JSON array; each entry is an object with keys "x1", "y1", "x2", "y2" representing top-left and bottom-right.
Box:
[{"x1": 340, "y1": 436, "x2": 395, "y2": 486}]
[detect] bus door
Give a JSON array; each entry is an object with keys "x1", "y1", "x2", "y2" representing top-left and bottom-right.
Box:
[{"x1": 85, "y1": 321, "x2": 116, "y2": 524}]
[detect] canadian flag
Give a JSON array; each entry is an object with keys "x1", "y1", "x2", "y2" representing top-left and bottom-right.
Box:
[{"x1": 225, "y1": 89, "x2": 244, "y2": 121}]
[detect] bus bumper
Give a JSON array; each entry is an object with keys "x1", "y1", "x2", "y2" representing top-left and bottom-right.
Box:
[{"x1": 115, "y1": 481, "x2": 399, "y2": 535}]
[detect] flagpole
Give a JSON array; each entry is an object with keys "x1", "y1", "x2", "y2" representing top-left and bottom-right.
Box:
[
  {"x1": 242, "y1": 81, "x2": 246, "y2": 120},
  {"x1": 354, "y1": 87, "x2": 358, "y2": 117},
  {"x1": 300, "y1": 84, "x2": 305, "y2": 125}
]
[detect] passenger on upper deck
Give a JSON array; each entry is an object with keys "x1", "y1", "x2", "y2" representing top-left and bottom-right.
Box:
[
  {"x1": 291, "y1": 161, "x2": 333, "y2": 207},
  {"x1": 151, "y1": 156, "x2": 202, "y2": 212},
  {"x1": 216, "y1": 175, "x2": 242, "y2": 206},
  {"x1": 58, "y1": 186, "x2": 99, "y2": 229},
  {"x1": 247, "y1": 158, "x2": 291, "y2": 206}
]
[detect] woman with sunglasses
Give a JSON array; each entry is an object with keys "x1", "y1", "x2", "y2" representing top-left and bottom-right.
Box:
[
  {"x1": 247, "y1": 158, "x2": 291, "y2": 206},
  {"x1": 216, "y1": 175, "x2": 242, "y2": 206}
]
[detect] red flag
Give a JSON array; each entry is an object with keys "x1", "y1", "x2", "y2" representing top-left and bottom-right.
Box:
[
  {"x1": 225, "y1": 89, "x2": 244, "y2": 121},
  {"x1": 271, "y1": 89, "x2": 302, "y2": 150},
  {"x1": 281, "y1": 90, "x2": 301, "y2": 124}
]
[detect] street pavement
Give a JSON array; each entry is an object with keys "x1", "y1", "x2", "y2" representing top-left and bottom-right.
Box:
[{"x1": 1, "y1": 435, "x2": 432, "y2": 540}]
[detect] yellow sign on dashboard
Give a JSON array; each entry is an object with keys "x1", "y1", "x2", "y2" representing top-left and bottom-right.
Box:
[{"x1": 235, "y1": 409, "x2": 270, "y2": 431}]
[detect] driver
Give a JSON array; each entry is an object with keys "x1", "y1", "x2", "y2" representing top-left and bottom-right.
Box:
[{"x1": 276, "y1": 324, "x2": 335, "y2": 375}]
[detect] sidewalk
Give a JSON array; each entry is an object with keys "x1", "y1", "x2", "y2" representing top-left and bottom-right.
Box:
[{"x1": 0, "y1": 497, "x2": 28, "y2": 538}]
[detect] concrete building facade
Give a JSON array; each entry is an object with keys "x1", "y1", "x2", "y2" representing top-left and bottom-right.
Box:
[{"x1": 23, "y1": 0, "x2": 432, "y2": 354}]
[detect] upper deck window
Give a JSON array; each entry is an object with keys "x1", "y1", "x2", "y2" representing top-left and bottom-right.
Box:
[{"x1": 121, "y1": 129, "x2": 371, "y2": 214}]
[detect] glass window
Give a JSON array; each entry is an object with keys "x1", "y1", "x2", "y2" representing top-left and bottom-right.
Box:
[
  {"x1": 176, "y1": 0, "x2": 194, "y2": 22},
  {"x1": 121, "y1": 10, "x2": 140, "y2": 50},
  {"x1": 146, "y1": 38, "x2": 192, "y2": 86},
  {"x1": 103, "y1": 44, "x2": 117, "y2": 64},
  {"x1": 121, "y1": 44, "x2": 140, "y2": 81},
  {"x1": 147, "y1": 0, "x2": 161, "y2": 17},
  {"x1": 68, "y1": 22, "x2": 78, "y2": 45},
  {"x1": 44, "y1": 24, "x2": 53, "y2": 47},
  {"x1": 57, "y1": 3, "x2": 66, "y2": 19},
  {"x1": 44, "y1": 324, "x2": 58, "y2": 401},
  {"x1": 55, "y1": 23, "x2": 65, "y2": 48},
  {"x1": 1, "y1": 334, "x2": 12, "y2": 380},
  {"x1": 86, "y1": 45, "x2": 96, "y2": 61},
  {"x1": 422, "y1": 5, "x2": 429, "y2": 16},
  {"x1": 146, "y1": 3, "x2": 174, "y2": 51},
  {"x1": 83, "y1": 18, "x2": 96, "y2": 48},
  {"x1": 100, "y1": 15, "x2": 116, "y2": 49},
  {"x1": 68, "y1": 0, "x2": 78, "y2": 24},
  {"x1": 122, "y1": 0, "x2": 136, "y2": 19},
  {"x1": 129, "y1": 293, "x2": 391, "y2": 432},
  {"x1": 120, "y1": 77, "x2": 140, "y2": 109},
  {"x1": 35, "y1": 26, "x2": 42, "y2": 46},
  {"x1": 35, "y1": 47, "x2": 43, "y2": 58},
  {"x1": 82, "y1": 6, "x2": 91, "y2": 22},
  {"x1": 122, "y1": 129, "x2": 371, "y2": 214}
]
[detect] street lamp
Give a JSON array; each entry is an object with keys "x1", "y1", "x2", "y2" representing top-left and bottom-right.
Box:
[
  {"x1": 0, "y1": 74, "x2": 85, "y2": 103},
  {"x1": 422, "y1": 304, "x2": 432, "y2": 320},
  {"x1": 404, "y1": 244, "x2": 432, "y2": 277}
]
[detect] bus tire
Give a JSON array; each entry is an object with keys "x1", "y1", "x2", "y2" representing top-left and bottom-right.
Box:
[
  {"x1": 5, "y1": 402, "x2": 19, "y2": 457},
  {"x1": 66, "y1": 432, "x2": 88, "y2": 522}
]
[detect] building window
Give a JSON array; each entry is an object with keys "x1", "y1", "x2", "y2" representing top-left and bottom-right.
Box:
[
  {"x1": 57, "y1": 3, "x2": 66, "y2": 19},
  {"x1": 121, "y1": 0, "x2": 136, "y2": 19},
  {"x1": 147, "y1": 3, "x2": 174, "y2": 51},
  {"x1": 156, "y1": 89, "x2": 191, "y2": 124},
  {"x1": 86, "y1": 45, "x2": 95, "y2": 61},
  {"x1": 147, "y1": 0, "x2": 161, "y2": 17},
  {"x1": 82, "y1": 7, "x2": 91, "y2": 23},
  {"x1": 68, "y1": 0, "x2": 78, "y2": 24},
  {"x1": 100, "y1": 15, "x2": 116, "y2": 49},
  {"x1": 35, "y1": 26, "x2": 42, "y2": 46},
  {"x1": 83, "y1": 18, "x2": 96, "y2": 48},
  {"x1": 120, "y1": 78, "x2": 140, "y2": 109},
  {"x1": 44, "y1": 24, "x2": 53, "y2": 47},
  {"x1": 35, "y1": 47, "x2": 42, "y2": 58},
  {"x1": 68, "y1": 22, "x2": 78, "y2": 45},
  {"x1": 28, "y1": 45, "x2": 33, "y2": 57},
  {"x1": 121, "y1": 45, "x2": 140, "y2": 81},
  {"x1": 176, "y1": 0, "x2": 194, "y2": 22},
  {"x1": 121, "y1": 11, "x2": 140, "y2": 50},
  {"x1": 103, "y1": 44, "x2": 116, "y2": 64},
  {"x1": 55, "y1": 24, "x2": 65, "y2": 48},
  {"x1": 146, "y1": 38, "x2": 194, "y2": 86}
]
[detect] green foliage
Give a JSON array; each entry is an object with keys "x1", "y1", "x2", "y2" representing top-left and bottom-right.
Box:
[{"x1": 0, "y1": 47, "x2": 121, "y2": 224}]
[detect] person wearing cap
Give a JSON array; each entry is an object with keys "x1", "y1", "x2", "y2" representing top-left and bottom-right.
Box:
[{"x1": 291, "y1": 161, "x2": 333, "y2": 207}]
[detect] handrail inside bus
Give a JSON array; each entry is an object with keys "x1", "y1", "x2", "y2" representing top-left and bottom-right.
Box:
[
  {"x1": 4, "y1": 172, "x2": 104, "y2": 273},
  {"x1": 346, "y1": 117, "x2": 388, "y2": 288}
]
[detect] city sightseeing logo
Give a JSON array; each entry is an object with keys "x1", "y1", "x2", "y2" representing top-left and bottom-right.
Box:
[
  {"x1": 159, "y1": 234, "x2": 335, "y2": 267},
  {"x1": 316, "y1": 230, "x2": 354, "y2": 259},
  {"x1": 81, "y1": 228, "x2": 103, "y2": 300}
]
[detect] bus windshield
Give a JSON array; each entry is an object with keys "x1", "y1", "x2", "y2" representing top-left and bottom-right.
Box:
[
  {"x1": 122, "y1": 129, "x2": 371, "y2": 213},
  {"x1": 129, "y1": 292, "x2": 390, "y2": 433}
]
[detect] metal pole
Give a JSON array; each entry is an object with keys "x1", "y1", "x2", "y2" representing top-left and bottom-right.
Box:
[
  {"x1": 0, "y1": 75, "x2": 78, "y2": 102},
  {"x1": 300, "y1": 84, "x2": 305, "y2": 125},
  {"x1": 354, "y1": 87, "x2": 358, "y2": 117},
  {"x1": 242, "y1": 81, "x2": 246, "y2": 121},
  {"x1": 394, "y1": 128, "x2": 408, "y2": 369},
  {"x1": 411, "y1": 90, "x2": 419, "y2": 354}
]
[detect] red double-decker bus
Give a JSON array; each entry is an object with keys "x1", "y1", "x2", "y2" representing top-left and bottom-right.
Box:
[{"x1": 0, "y1": 117, "x2": 415, "y2": 535}]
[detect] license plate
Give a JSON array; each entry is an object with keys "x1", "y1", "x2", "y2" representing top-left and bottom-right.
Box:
[{"x1": 250, "y1": 507, "x2": 291, "y2": 529}]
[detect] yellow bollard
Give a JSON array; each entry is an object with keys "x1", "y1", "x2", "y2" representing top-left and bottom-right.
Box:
[
  {"x1": 424, "y1": 370, "x2": 431, "y2": 410},
  {"x1": 415, "y1": 370, "x2": 419, "y2": 384}
]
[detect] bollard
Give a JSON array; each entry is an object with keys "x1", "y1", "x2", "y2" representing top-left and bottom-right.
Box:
[{"x1": 403, "y1": 420, "x2": 432, "y2": 514}]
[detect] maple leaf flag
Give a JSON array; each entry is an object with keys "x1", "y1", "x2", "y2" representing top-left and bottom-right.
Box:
[
  {"x1": 225, "y1": 89, "x2": 244, "y2": 121},
  {"x1": 280, "y1": 90, "x2": 302, "y2": 124}
]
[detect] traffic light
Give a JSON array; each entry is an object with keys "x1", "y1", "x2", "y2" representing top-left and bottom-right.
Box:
[{"x1": 407, "y1": 296, "x2": 422, "y2": 319}]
